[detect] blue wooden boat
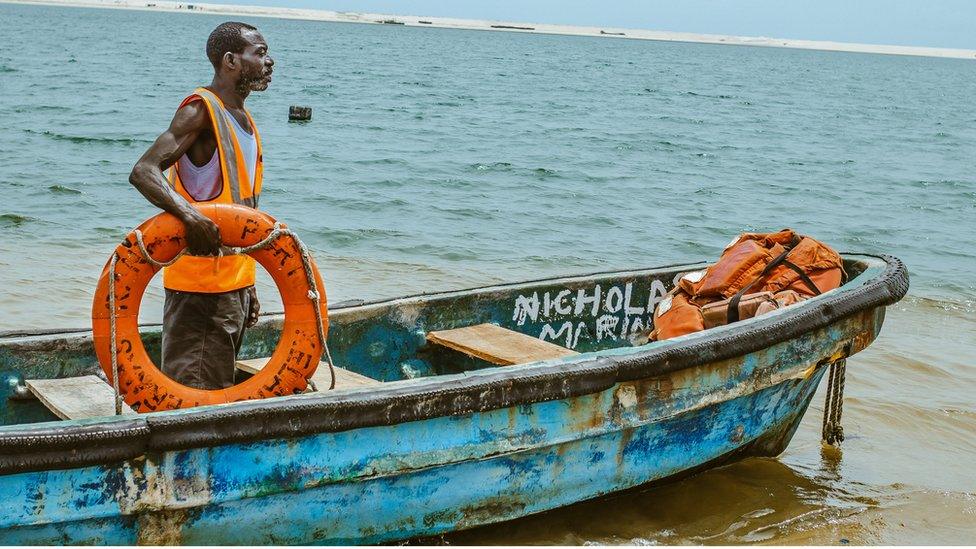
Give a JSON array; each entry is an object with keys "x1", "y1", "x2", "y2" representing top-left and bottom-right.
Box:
[{"x1": 0, "y1": 254, "x2": 908, "y2": 544}]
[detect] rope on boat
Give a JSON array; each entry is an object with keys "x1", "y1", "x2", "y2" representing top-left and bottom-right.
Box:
[
  {"x1": 108, "y1": 222, "x2": 337, "y2": 415},
  {"x1": 821, "y1": 359, "x2": 846, "y2": 446}
]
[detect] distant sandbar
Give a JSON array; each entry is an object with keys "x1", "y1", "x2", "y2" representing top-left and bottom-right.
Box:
[{"x1": 4, "y1": 0, "x2": 976, "y2": 60}]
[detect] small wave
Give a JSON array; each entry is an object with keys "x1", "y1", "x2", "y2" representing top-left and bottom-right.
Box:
[
  {"x1": 470, "y1": 162, "x2": 513, "y2": 172},
  {"x1": 24, "y1": 129, "x2": 151, "y2": 146},
  {"x1": 657, "y1": 114, "x2": 705, "y2": 124},
  {"x1": 428, "y1": 204, "x2": 496, "y2": 219},
  {"x1": 0, "y1": 213, "x2": 37, "y2": 227},
  {"x1": 899, "y1": 294, "x2": 976, "y2": 315},
  {"x1": 12, "y1": 105, "x2": 70, "y2": 113},
  {"x1": 909, "y1": 179, "x2": 973, "y2": 190},
  {"x1": 314, "y1": 195, "x2": 408, "y2": 209},
  {"x1": 684, "y1": 91, "x2": 735, "y2": 99},
  {"x1": 0, "y1": 65, "x2": 16, "y2": 73},
  {"x1": 312, "y1": 227, "x2": 408, "y2": 247},
  {"x1": 363, "y1": 179, "x2": 407, "y2": 188},
  {"x1": 48, "y1": 185, "x2": 83, "y2": 195},
  {"x1": 351, "y1": 158, "x2": 409, "y2": 166}
]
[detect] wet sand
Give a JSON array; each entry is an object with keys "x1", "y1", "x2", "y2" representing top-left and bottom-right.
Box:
[{"x1": 4, "y1": 0, "x2": 976, "y2": 60}]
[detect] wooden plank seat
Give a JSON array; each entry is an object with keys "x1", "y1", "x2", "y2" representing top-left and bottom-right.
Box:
[
  {"x1": 235, "y1": 358, "x2": 381, "y2": 391},
  {"x1": 426, "y1": 323, "x2": 578, "y2": 366},
  {"x1": 27, "y1": 375, "x2": 136, "y2": 420},
  {"x1": 29, "y1": 362, "x2": 381, "y2": 420}
]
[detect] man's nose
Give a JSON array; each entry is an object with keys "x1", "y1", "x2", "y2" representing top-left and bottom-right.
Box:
[{"x1": 267, "y1": 57, "x2": 275, "y2": 67}]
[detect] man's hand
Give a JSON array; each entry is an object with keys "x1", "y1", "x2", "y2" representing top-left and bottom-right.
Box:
[
  {"x1": 246, "y1": 286, "x2": 260, "y2": 328},
  {"x1": 182, "y1": 211, "x2": 222, "y2": 256}
]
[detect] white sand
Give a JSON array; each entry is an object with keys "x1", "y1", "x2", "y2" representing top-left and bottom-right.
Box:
[{"x1": 4, "y1": 0, "x2": 976, "y2": 60}]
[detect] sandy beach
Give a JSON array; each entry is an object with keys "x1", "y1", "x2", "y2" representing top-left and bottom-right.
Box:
[{"x1": 4, "y1": 0, "x2": 976, "y2": 60}]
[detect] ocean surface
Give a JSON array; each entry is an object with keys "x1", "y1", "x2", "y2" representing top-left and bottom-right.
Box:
[{"x1": 1, "y1": 3, "x2": 974, "y2": 544}]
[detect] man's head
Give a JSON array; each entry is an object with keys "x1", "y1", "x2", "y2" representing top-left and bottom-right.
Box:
[{"x1": 206, "y1": 22, "x2": 274, "y2": 94}]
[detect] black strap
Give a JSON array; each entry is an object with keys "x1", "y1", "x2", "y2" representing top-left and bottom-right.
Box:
[
  {"x1": 783, "y1": 260, "x2": 822, "y2": 296},
  {"x1": 726, "y1": 235, "x2": 801, "y2": 325}
]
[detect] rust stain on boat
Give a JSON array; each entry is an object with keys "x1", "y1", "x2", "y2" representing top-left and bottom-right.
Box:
[{"x1": 136, "y1": 509, "x2": 186, "y2": 545}]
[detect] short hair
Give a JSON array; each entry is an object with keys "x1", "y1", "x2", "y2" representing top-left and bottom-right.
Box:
[{"x1": 206, "y1": 22, "x2": 258, "y2": 69}]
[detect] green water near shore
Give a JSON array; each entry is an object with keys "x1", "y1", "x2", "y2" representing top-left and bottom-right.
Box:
[{"x1": 1, "y1": 3, "x2": 974, "y2": 544}]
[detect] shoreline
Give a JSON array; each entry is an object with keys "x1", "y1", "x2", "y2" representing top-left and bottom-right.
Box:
[{"x1": 3, "y1": 0, "x2": 976, "y2": 60}]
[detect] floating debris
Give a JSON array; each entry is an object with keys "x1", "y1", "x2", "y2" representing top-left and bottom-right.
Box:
[{"x1": 289, "y1": 106, "x2": 312, "y2": 121}]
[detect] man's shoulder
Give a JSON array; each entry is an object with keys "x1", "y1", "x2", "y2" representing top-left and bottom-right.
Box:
[{"x1": 170, "y1": 99, "x2": 211, "y2": 132}]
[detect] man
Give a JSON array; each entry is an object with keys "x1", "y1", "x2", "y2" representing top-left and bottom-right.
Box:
[{"x1": 129, "y1": 22, "x2": 274, "y2": 389}]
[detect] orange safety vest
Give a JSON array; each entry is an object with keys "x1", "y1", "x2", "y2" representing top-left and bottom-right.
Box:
[{"x1": 162, "y1": 88, "x2": 264, "y2": 293}]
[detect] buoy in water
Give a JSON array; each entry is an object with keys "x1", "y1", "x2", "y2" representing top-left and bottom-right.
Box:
[{"x1": 289, "y1": 106, "x2": 312, "y2": 121}]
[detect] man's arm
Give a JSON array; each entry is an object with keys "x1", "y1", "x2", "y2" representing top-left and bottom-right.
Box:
[{"x1": 129, "y1": 101, "x2": 222, "y2": 256}]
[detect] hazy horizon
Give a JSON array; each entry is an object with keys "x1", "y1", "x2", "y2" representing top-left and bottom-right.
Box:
[{"x1": 186, "y1": 0, "x2": 976, "y2": 50}]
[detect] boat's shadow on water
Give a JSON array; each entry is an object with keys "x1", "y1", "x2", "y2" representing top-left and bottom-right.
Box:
[{"x1": 431, "y1": 453, "x2": 883, "y2": 545}]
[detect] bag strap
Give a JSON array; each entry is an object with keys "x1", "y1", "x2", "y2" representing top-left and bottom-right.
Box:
[
  {"x1": 726, "y1": 234, "x2": 801, "y2": 324},
  {"x1": 782, "y1": 260, "x2": 822, "y2": 296}
]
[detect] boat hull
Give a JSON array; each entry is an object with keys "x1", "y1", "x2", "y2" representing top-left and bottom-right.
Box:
[
  {"x1": 0, "y1": 305, "x2": 880, "y2": 544},
  {"x1": 0, "y1": 254, "x2": 908, "y2": 544}
]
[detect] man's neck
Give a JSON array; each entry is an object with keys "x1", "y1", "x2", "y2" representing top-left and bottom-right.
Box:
[{"x1": 208, "y1": 76, "x2": 247, "y2": 109}]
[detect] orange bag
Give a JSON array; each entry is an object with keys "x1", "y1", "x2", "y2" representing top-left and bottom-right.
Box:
[
  {"x1": 652, "y1": 290, "x2": 705, "y2": 341},
  {"x1": 701, "y1": 291, "x2": 778, "y2": 329},
  {"x1": 652, "y1": 229, "x2": 845, "y2": 341}
]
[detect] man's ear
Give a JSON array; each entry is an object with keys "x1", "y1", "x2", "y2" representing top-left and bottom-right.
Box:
[{"x1": 222, "y1": 51, "x2": 238, "y2": 71}]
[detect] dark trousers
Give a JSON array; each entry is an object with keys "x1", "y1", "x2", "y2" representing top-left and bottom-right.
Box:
[{"x1": 161, "y1": 287, "x2": 251, "y2": 390}]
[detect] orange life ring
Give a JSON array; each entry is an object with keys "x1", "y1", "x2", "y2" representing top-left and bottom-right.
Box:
[{"x1": 91, "y1": 203, "x2": 328, "y2": 412}]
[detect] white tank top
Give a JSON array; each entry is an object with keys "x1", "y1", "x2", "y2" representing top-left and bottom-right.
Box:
[{"x1": 177, "y1": 108, "x2": 257, "y2": 202}]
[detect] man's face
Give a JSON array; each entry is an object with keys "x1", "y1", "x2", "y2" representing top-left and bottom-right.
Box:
[{"x1": 234, "y1": 30, "x2": 274, "y2": 93}]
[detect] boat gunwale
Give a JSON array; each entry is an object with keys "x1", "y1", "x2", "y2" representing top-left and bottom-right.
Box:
[
  {"x1": 0, "y1": 253, "x2": 908, "y2": 474},
  {"x1": 0, "y1": 260, "x2": 706, "y2": 342}
]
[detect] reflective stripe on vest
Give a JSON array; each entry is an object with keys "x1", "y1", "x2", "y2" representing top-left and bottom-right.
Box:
[{"x1": 163, "y1": 88, "x2": 264, "y2": 293}]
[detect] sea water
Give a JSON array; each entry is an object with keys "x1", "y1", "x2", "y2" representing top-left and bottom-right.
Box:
[{"x1": 0, "y1": 3, "x2": 974, "y2": 543}]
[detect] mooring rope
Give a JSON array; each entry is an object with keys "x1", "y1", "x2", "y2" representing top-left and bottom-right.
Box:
[
  {"x1": 107, "y1": 222, "x2": 337, "y2": 415},
  {"x1": 821, "y1": 358, "x2": 847, "y2": 446}
]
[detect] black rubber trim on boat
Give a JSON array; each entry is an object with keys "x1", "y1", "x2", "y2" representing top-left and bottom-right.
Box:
[
  {"x1": 0, "y1": 254, "x2": 908, "y2": 473},
  {"x1": 0, "y1": 419, "x2": 150, "y2": 475}
]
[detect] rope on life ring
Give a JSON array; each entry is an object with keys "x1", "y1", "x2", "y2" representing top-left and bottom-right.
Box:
[{"x1": 92, "y1": 203, "x2": 336, "y2": 414}]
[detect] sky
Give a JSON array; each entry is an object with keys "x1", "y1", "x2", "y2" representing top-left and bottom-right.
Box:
[{"x1": 198, "y1": 0, "x2": 976, "y2": 50}]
